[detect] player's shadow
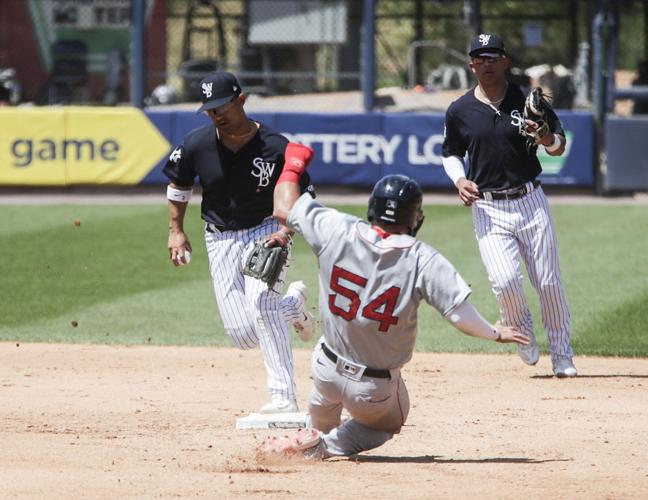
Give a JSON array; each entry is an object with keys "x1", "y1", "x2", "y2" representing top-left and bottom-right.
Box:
[
  {"x1": 352, "y1": 456, "x2": 569, "y2": 464},
  {"x1": 531, "y1": 374, "x2": 648, "y2": 379}
]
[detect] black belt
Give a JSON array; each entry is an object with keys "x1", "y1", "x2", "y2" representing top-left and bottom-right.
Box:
[
  {"x1": 206, "y1": 223, "x2": 228, "y2": 233},
  {"x1": 321, "y1": 343, "x2": 391, "y2": 379},
  {"x1": 480, "y1": 180, "x2": 540, "y2": 201}
]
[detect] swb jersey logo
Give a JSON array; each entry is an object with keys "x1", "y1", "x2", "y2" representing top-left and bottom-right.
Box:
[
  {"x1": 510, "y1": 110, "x2": 525, "y2": 136},
  {"x1": 251, "y1": 157, "x2": 276, "y2": 187}
]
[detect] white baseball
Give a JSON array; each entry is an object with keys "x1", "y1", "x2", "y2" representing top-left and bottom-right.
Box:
[{"x1": 183, "y1": 250, "x2": 191, "y2": 264}]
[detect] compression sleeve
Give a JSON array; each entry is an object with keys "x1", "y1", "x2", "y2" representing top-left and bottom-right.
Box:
[
  {"x1": 445, "y1": 300, "x2": 499, "y2": 341},
  {"x1": 442, "y1": 155, "x2": 466, "y2": 186}
]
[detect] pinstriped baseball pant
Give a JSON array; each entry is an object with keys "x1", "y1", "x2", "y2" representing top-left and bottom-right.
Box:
[
  {"x1": 205, "y1": 217, "x2": 303, "y2": 402},
  {"x1": 472, "y1": 186, "x2": 574, "y2": 361}
]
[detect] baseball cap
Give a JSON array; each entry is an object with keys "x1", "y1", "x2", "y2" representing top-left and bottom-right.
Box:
[
  {"x1": 196, "y1": 71, "x2": 242, "y2": 113},
  {"x1": 469, "y1": 33, "x2": 506, "y2": 58}
]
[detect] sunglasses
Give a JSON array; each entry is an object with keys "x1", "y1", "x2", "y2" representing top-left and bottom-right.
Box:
[{"x1": 471, "y1": 55, "x2": 506, "y2": 65}]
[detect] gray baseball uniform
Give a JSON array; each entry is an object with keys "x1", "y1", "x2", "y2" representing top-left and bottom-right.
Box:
[{"x1": 287, "y1": 193, "x2": 471, "y2": 456}]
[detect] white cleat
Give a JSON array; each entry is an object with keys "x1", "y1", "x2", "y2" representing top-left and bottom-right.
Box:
[
  {"x1": 517, "y1": 329, "x2": 540, "y2": 365},
  {"x1": 293, "y1": 311, "x2": 314, "y2": 342},
  {"x1": 259, "y1": 399, "x2": 299, "y2": 414},
  {"x1": 285, "y1": 281, "x2": 314, "y2": 341},
  {"x1": 517, "y1": 341, "x2": 541, "y2": 366},
  {"x1": 553, "y1": 356, "x2": 577, "y2": 378}
]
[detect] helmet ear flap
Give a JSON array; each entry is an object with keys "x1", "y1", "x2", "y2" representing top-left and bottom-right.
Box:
[{"x1": 410, "y1": 210, "x2": 424, "y2": 236}]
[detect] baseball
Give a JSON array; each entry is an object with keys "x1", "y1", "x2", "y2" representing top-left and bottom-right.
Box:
[{"x1": 183, "y1": 250, "x2": 191, "y2": 264}]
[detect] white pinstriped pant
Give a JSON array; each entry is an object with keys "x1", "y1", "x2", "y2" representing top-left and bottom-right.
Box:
[
  {"x1": 204, "y1": 217, "x2": 303, "y2": 401},
  {"x1": 472, "y1": 186, "x2": 574, "y2": 360}
]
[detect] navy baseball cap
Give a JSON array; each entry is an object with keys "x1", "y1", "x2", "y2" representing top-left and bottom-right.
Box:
[
  {"x1": 469, "y1": 33, "x2": 506, "y2": 58},
  {"x1": 196, "y1": 71, "x2": 242, "y2": 113}
]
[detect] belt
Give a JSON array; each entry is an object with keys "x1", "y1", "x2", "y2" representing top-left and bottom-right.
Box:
[
  {"x1": 321, "y1": 343, "x2": 391, "y2": 379},
  {"x1": 480, "y1": 180, "x2": 540, "y2": 201},
  {"x1": 206, "y1": 223, "x2": 228, "y2": 233}
]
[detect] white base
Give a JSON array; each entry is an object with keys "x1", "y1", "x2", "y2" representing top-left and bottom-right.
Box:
[{"x1": 236, "y1": 412, "x2": 307, "y2": 430}]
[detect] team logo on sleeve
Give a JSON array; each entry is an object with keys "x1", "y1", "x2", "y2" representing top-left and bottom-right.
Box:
[
  {"x1": 251, "y1": 157, "x2": 276, "y2": 187},
  {"x1": 169, "y1": 147, "x2": 182, "y2": 162},
  {"x1": 201, "y1": 82, "x2": 213, "y2": 98}
]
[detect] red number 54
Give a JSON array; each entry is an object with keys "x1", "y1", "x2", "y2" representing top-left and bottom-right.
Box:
[{"x1": 328, "y1": 265, "x2": 400, "y2": 332}]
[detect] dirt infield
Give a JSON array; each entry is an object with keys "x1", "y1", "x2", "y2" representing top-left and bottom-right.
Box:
[{"x1": 1, "y1": 343, "x2": 647, "y2": 499}]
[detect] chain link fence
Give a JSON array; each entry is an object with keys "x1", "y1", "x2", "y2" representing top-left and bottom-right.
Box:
[{"x1": 0, "y1": 0, "x2": 645, "y2": 110}]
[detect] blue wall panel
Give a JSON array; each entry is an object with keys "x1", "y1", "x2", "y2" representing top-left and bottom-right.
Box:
[
  {"x1": 276, "y1": 112, "x2": 386, "y2": 187},
  {"x1": 143, "y1": 110, "x2": 595, "y2": 188}
]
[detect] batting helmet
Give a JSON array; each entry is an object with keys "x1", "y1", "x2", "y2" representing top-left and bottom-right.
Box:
[{"x1": 367, "y1": 174, "x2": 425, "y2": 236}]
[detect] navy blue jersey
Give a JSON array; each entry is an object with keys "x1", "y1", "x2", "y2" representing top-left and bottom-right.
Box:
[
  {"x1": 163, "y1": 122, "x2": 313, "y2": 229},
  {"x1": 442, "y1": 83, "x2": 564, "y2": 191}
]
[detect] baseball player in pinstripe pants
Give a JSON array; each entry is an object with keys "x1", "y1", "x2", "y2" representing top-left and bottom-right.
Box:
[
  {"x1": 164, "y1": 71, "x2": 316, "y2": 413},
  {"x1": 442, "y1": 33, "x2": 576, "y2": 377}
]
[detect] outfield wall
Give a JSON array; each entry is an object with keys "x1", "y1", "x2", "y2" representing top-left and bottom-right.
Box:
[{"x1": 0, "y1": 107, "x2": 595, "y2": 188}]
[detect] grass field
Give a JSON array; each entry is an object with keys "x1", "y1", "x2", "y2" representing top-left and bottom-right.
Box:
[{"x1": 1, "y1": 203, "x2": 646, "y2": 357}]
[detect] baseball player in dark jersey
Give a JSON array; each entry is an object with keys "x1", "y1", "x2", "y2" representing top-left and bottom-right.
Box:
[
  {"x1": 442, "y1": 33, "x2": 576, "y2": 378},
  {"x1": 164, "y1": 71, "x2": 315, "y2": 413},
  {"x1": 255, "y1": 166, "x2": 529, "y2": 459}
]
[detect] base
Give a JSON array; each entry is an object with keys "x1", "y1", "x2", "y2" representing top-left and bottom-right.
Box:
[{"x1": 235, "y1": 412, "x2": 308, "y2": 430}]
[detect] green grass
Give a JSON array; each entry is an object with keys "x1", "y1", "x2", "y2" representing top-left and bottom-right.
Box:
[{"x1": 1, "y1": 203, "x2": 646, "y2": 357}]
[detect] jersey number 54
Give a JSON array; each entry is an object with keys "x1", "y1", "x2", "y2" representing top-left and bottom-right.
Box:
[{"x1": 328, "y1": 265, "x2": 400, "y2": 333}]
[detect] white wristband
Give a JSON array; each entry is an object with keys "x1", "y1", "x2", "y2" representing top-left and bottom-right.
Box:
[
  {"x1": 167, "y1": 185, "x2": 192, "y2": 203},
  {"x1": 544, "y1": 134, "x2": 562, "y2": 153}
]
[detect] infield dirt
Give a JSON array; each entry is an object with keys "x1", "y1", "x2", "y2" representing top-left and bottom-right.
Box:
[{"x1": 1, "y1": 343, "x2": 646, "y2": 499}]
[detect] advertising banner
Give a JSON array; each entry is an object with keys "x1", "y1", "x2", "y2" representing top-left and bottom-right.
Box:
[
  {"x1": 146, "y1": 110, "x2": 594, "y2": 188},
  {"x1": 0, "y1": 108, "x2": 594, "y2": 188},
  {"x1": 0, "y1": 107, "x2": 170, "y2": 185}
]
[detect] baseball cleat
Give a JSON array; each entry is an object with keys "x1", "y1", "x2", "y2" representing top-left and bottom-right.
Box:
[
  {"x1": 259, "y1": 398, "x2": 299, "y2": 414},
  {"x1": 517, "y1": 330, "x2": 540, "y2": 365},
  {"x1": 258, "y1": 428, "x2": 323, "y2": 458},
  {"x1": 285, "y1": 281, "x2": 314, "y2": 341},
  {"x1": 293, "y1": 311, "x2": 314, "y2": 342},
  {"x1": 552, "y1": 356, "x2": 577, "y2": 378}
]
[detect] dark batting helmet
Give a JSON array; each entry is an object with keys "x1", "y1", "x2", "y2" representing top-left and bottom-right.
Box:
[{"x1": 367, "y1": 174, "x2": 425, "y2": 236}]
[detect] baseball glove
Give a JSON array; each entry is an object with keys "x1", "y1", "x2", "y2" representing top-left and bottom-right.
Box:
[
  {"x1": 523, "y1": 87, "x2": 553, "y2": 152},
  {"x1": 243, "y1": 240, "x2": 289, "y2": 289}
]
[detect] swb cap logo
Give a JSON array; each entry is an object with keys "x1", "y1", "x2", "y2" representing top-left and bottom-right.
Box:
[
  {"x1": 469, "y1": 32, "x2": 506, "y2": 57},
  {"x1": 201, "y1": 82, "x2": 213, "y2": 98},
  {"x1": 196, "y1": 71, "x2": 242, "y2": 114}
]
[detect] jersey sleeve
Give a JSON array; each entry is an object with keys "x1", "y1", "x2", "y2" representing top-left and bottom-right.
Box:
[
  {"x1": 286, "y1": 193, "x2": 342, "y2": 255},
  {"x1": 162, "y1": 144, "x2": 195, "y2": 187},
  {"x1": 416, "y1": 249, "x2": 472, "y2": 316},
  {"x1": 442, "y1": 105, "x2": 467, "y2": 158}
]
